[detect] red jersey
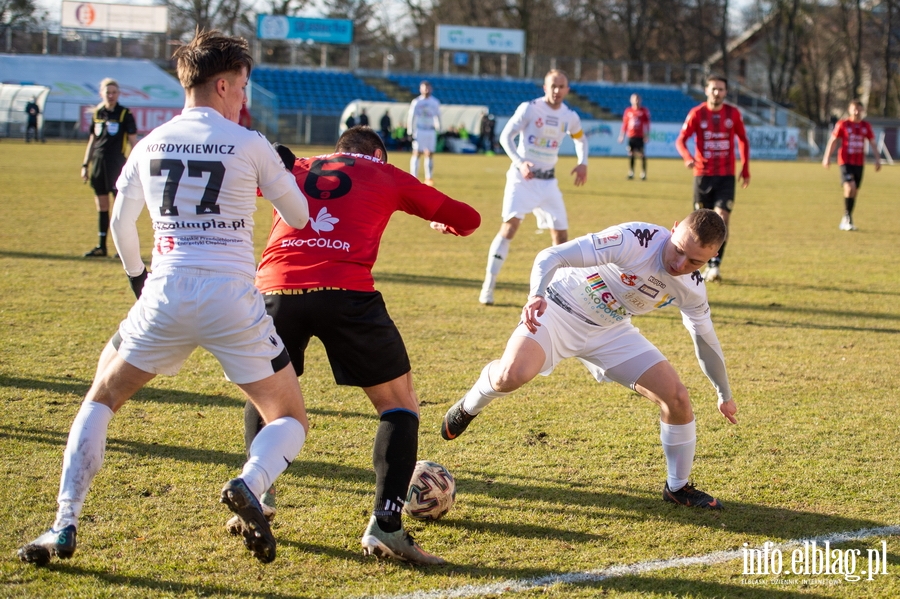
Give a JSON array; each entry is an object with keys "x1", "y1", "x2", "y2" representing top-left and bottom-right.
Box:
[
  {"x1": 832, "y1": 119, "x2": 874, "y2": 166},
  {"x1": 256, "y1": 152, "x2": 481, "y2": 293},
  {"x1": 676, "y1": 103, "x2": 749, "y2": 178},
  {"x1": 621, "y1": 106, "x2": 650, "y2": 139}
]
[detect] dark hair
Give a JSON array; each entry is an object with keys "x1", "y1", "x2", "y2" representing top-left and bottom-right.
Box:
[
  {"x1": 335, "y1": 126, "x2": 388, "y2": 161},
  {"x1": 683, "y1": 209, "x2": 727, "y2": 248},
  {"x1": 172, "y1": 28, "x2": 253, "y2": 91},
  {"x1": 706, "y1": 74, "x2": 728, "y2": 89}
]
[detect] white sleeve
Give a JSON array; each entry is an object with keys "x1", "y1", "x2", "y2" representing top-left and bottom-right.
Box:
[
  {"x1": 269, "y1": 188, "x2": 309, "y2": 231},
  {"x1": 685, "y1": 316, "x2": 732, "y2": 402},
  {"x1": 573, "y1": 134, "x2": 588, "y2": 166},
  {"x1": 407, "y1": 99, "x2": 417, "y2": 131},
  {"x1": 111, "y1": 190, "x2": 146, "y2": 276},
  {"x1": 434, "y1": 100, "x2": 442, "y2": 131},
  {"x1": 500, "y1": 103, "x2": 529, "y2": 166},
  {"x1": 528, "y1": 237, "x2": 596, "y2": 297}
]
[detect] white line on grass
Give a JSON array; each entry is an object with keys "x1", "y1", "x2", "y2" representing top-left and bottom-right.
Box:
[{"x1": 363, "y1": 525, "x2": 900, "y2": 599}]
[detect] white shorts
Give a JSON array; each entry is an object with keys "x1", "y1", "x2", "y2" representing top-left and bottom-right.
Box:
[
  {"x1": 511, "y1": 300, "x2": 666, "y2": 388},
  {"x1": 502, "y1": 166, "x2": 568, "y2": 230},
  {"x1": 412, "y1": 130, "x2": 437, "y2": 153},
  {"x1": 116, "y1": 267, "x2": 288, "y2": 384}
]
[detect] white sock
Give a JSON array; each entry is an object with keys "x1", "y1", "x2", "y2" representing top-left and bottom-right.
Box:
[
  {"x1": 660, "y1": 419, "x2": 696, "y2": 492},
  {"x1": 462, "y1": 361, "x2": 510, "y2": 415},
  {"x1": 486, "y1": 235, "x2": 511, "y2": 278},
  {"x1": 410, "y1": 155, "x2": 419, "y2": 178},
  {"x1": 240, "y1": 417, "x2": 306, "y2": 499},
  {"x1": 425, "y1": 156, "x2": 434, "y2": 179},
  {"x1": 55, "y1": 401, "x2": 115, "y2": 530}
]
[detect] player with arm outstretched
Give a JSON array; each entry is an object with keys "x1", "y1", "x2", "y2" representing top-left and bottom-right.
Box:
[
  {"x1": 239, "y1": 126, "x2": 480, "y2": 565},
  {"x1": 445, "y1": 209, "x2": 735, "y2": 508},
  {"x1": 479, "y1": 69, "x2": 588, "y2": 306},
  {"x1": 18, "y1": 29, "x2": 310, "y2": 567}
]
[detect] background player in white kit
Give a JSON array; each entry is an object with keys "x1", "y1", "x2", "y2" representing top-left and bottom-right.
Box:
[
  {"x1": 479, "y1": 69, "x2": 588, "y2": 305},
  {"x1": 407, "y1": 80, "x2": 441, "y2": 186},
  {"x1": 18, "y1": 29, "x2": 310, "y2": 566},
  {"x1": 448, "y1": 209, "x2": 737, "y2": 508}
]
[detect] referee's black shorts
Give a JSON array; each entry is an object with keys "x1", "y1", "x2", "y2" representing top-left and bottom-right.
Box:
[
  {"x1": 839, "y1": 164, "x2": 864, "y2": 188},
  {"x1": 89, "y1": 155, "x2": 126, "y2": 196},
  {"x1": 264, "y1": 289, "x2": 411, "y2": 387},
  {"x1": 693, "y1": 175, "x2": 736, "y2": 212}
]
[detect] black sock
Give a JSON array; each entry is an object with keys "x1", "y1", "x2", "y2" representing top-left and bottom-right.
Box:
[
  {"x1": 712, "y1": 240, "x2": 726, "y2": 267},
  {"x1": 243, "y1": 401, "x2": 265, "y2": 456},
  {"x1": 373, "y1": 410, "x2": 418, "y2": 533},
  {"x1": 629, "y1": 155, "x2": 635, "y2": 171},
  {"x1": 844, "y1": 196, "x2": 855, "y2": 216},
  {"x1": 98, "y1": 211, "x2": 110, "y2": 249},
  {"x1": 642, "y1": 156, "x2": 647, "y2": 173}
]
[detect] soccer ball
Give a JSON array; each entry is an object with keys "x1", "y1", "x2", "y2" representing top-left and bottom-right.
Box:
[{"x1": 403, "y1": 460, "x2": 456, "y2": 521}]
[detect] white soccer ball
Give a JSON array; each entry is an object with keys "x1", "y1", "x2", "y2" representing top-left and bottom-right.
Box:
[{"x1": 403, "y1": 460, "x2": 456, "y2": 521}]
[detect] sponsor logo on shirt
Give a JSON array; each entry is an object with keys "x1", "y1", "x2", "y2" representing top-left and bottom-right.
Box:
[
  {"x1": 638, "y1": 284, "x2": 659, "y2": 298},
  {"x1": 546, "y1": 116, "x2": 559, "y2": 127},
  {"x1": 279, "y1": 207, "x2": 351, "y2": 252},
  {"x1": 527, "y1": 135, "x2": 559, "y2": 148},
  {"x1": 655, "y1": 294, "x2": 676, "y2": 308},
  {"x1": 620, "y1": 272, "x2": 638, "y2": 286},
  {"x1": 583, "y1": 274, "x2": 627, "y2": 321}
]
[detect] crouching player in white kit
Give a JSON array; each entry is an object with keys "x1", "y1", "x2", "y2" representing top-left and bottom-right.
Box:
[
  {"x1": 448, "y1": 209, "x2": 737, "y2": 508},
  {"x1": 479, "y1": 69, "x2": 588, "y2": 305},
  {"x1": 17, "y1": 29, "x2": 310, "y2": 566}
]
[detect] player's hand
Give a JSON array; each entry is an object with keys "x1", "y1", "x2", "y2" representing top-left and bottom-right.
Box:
[
  {"x1": 518, "y1": 161, "x2": 535, "y2": 179},
  {"x1": 272, "y1": 143, "x2": 296, "y2": 171},
  {"x1": 571, "y1": 164, "x2": 587, "y2": 187},
  {"x1": 128, "y1": 268, "x2": 148, "y2": 300},
  {"x1": 684, "y1": 160, "x2": 694, "y2": 169},
  {"x1": 718, "y1": 398, "x2": 738, "y2": 424},
  {"x1": 821, "y1": 157, "x2": 830, "y2": 169},
  {"x1": 617, "y1": 135, "x2": 624, "y2": 144},
  {"x1": 522, "y1": 295, "x2": 547, "y2": 333},
  {"x1": 429, "y1": 222, "x2": 456, "y2": 235},
  {"x1": 875, "y1": 161, "x2": 882, "y2": 172},
  {"x1": 81, "y1": 166, "x2": 89, "y2": 182},
  {"x1": 740, "y1": 175, "x2": 750, "y2": 188}
]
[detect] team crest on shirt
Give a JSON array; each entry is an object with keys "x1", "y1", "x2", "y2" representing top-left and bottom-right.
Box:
[
  {"x1": 725, "y1": 118, "x2": 733, "y2": 128},
  {"x1": 700, "y1": 121, "x2": 708, "y2": 129},
  {"x1": 620, "y1": 272, "x2": 638, "y2": 286},
  {"x1": 535, "y1": 118, "x2": 543, "y2": 128}
]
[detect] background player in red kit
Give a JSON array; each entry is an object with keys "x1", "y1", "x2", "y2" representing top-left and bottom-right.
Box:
[
  {"x1": 242, "y1": 126, "x2": 480, "y2": 565},
  {"x1": 618, "y1": 93, "x2": 650, "y2": 180},
  {"x1": 676, "y1": 75, "x2": 750, "y2": 283},
  {"x1": 821, "y1": 99, "x2": 881, "y2": 231}
]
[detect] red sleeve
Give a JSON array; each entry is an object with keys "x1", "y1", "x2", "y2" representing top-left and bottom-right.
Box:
[
  {"x1": 675, "y1": 110, "x2": 695, "y2": 162},
  {"x1": 866, "y1": 122, "x2": 876, "y2": 141},
  {"x1": 734, "y1": 108, "x2": 750, "y2": 178},
  {"x1": 621, "y1": 109, "x2": 629, "y2": 133},
  {"x1": 431, "y1": 198, "x2": 481, "y2": 236}
]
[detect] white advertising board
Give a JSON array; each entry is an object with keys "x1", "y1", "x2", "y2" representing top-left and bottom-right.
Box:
[
  {"x1": 436, "y1": 25, "x2": 525, "y2": 54},
  {"x1": 61, "y1": 2, "x2": 168, "y2": 33}
]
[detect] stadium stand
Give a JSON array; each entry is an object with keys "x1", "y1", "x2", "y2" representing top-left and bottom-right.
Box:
[
  {"x1": 250, "y1": 67, "x2": 392, "y2": 115},
  {"x1": 572, "y1": 84, "x2": 698, "y2": 122}
]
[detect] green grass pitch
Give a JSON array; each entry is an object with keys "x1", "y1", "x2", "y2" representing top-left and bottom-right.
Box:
[{"x1": 1, "y1": 141, "x2": 899, "y2": 598}]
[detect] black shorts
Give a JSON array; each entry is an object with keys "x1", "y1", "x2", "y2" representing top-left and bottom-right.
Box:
[
  {"x1": 693, "y1": 176, "x2": 735, "y2": 212},
  {"x1": 627, "y1": 136, "x2": 645, "y2": 152},
  {"x1": 263, "y1": 289, "x2": 411, "y2": 387},
  {"x1": 839, "y1": 164, "x2": 864, "y2": 188},
  {"x1": 90, "y1": 155, "x2": 126, "y2": 196}
]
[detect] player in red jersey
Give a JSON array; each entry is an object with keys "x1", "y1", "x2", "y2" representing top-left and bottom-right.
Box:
[
  {"x1": 618, "y1": 93, "x2": 650, "y2": 180},
  {"x1": 242, "y1": 126, "x2": 480, "y2": 565},
  {"x1": 676, "y1": 75, "x2": 750, "y2": 283},
  {"x1": 822, "y1": 99, "x2": 881, "y2": 231}
]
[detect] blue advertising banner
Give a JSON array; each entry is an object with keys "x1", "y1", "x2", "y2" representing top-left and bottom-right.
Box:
[{"x1": 257, "y1": 15, "x2": 353, "y2": 44}]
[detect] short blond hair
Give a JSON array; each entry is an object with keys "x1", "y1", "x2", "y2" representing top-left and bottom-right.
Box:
[{"x1": 99, "y1": 78, "x2": 119, "y2": 90}]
